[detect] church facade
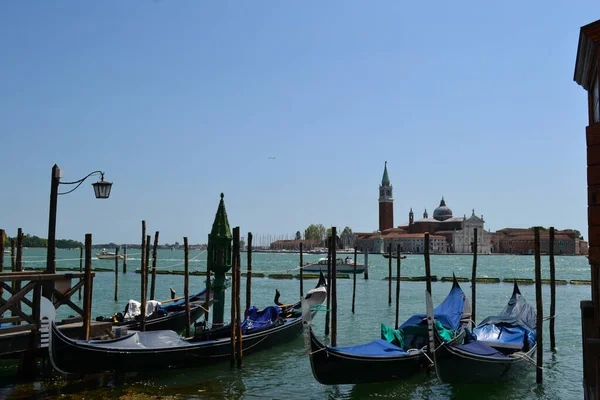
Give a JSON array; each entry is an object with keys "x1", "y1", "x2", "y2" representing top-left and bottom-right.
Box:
[{"x1": 356, "y1": 163, "x2": 492, "y2": 254}]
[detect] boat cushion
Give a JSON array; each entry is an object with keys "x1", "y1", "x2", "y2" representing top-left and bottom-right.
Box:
[
  {"x1": 381, "y1": 322, "x2": 405, "y2": 348},
  {"x1": 241, "y1": 306, "x2": 281, "y2": 334},
  {"x1": 455, "y1": 340, "x2": 510, "y2": 358},
  {"x1": 330, "y1": 339, "x2": 409, "y2": 357}
]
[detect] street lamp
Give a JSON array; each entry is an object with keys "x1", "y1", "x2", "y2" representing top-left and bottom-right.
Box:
[{"x1": 44, "y1": 164, "x2": 112, "y2": 298}]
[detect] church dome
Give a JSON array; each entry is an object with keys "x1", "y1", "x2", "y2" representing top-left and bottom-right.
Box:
[{"x1": 433, "y1": 197, "x2": 453, "y2": 221}]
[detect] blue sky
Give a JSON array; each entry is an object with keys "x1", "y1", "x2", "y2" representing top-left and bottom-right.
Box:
[{"x1": 0, "y1": 1, "x2": 595, "y2": 245}]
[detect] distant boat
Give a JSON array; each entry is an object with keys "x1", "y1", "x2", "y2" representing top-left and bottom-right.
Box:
[
  {"x1": 3, "y1": 250, "x2": 10, "y2": 254},
  {"x1": 382, "y1": 253, "x2": 407, "y2": 260},
  {"x1": 303, "y1": 257, "x2": 365, "y2": 274},
  {"x1": 96, "y1": 249, "x2": 124, "y2": 260}
]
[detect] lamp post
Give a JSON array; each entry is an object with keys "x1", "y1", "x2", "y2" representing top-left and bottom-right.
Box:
[{"x1": 44, "y1": 164, "x2": 112, "y2": 299}]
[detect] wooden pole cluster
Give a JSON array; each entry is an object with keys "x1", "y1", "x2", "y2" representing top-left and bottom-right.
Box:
[
  {"x1": 151, "y1": 232, "x2": 159, "y2": 300},
  {"x1": 352, "y1": 246, "x2": 357, "y2": 313},
  {"x1": 534, "y1": 226, "x2": 543, "y2": 384},
  {"x1": 549, "y1": 227, "x2": 556, "y2": 351},
  {"x1": 184, "y1": 237, "x2": 191, "y2": 337},
  {"x1": 114, "y1": 246, "x2": 119, "y2": 302},
  {"x1": 140, "y1": 221, "x2": 147, "y2": 332},
  {"x1": 395, "y1": 244, "x2": 401, "y2": 329},
  {"x1": 246, "y1": 232, "x2": 253, "y2": 311},
  {"x1": 331, "y1": 227, "x2": 337, "y2": 347},
  {"x1": 83, "y1": 233, "x2": 93, "y2": 340},
  {"x1": 325, "y1": 237, "x2": 332, "y2": 336},
  {"x1": 472, "y1": 227, "x2": 478, "y2": 325},
  {"x1": 123, "y1": 245, "x2": 127, "y2": 273},
  {"x1": 299, "y1": 242, "x2": 304, "y2": 299},
  {"x1": 424, "y1": 233, "x2": 432, "y2": 295},
  {"x1": 388, "y1": 243, "x2": 392, "y2": 305}
]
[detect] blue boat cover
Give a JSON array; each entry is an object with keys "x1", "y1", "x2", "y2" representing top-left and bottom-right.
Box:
[
  {"x1": 455, "y1": 341, "x2": 509, "y2": 359},
  {"x1": 160, "y1": 288, "x2": 207, "y2": 312},
  {"x1": 330, "y1": 339, "x2": 409, "y2": 357},
  {"x1": 400, "y1": 284, "x2": 466, "y2": 331},
  {"x1": 472, "y1": 324, "x2": 536, "y2": 348},
  {"x1": 241, "y1": 306, "x2": 281, "y2": 334}
]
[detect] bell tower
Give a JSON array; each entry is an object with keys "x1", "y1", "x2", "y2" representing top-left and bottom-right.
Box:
[
  {"x1": 378, "y1": 161, "x2": 394, "y2": 231},
  {"x1": 409, "y1": 208, "x2": 414, "y2": 226}
]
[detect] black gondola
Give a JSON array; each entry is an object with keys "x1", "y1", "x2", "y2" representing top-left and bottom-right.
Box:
[
  {"x1": 302, "y1": 277, "x2": 470, "y2": 385},
  {"x1": 49, "y1": 276, "x2": 327, "y2": 375},
  {"x1": 101, "y1": 288, "x2": 213, "y2": 333},
  {"x1": 433, "y1": 282, "x2": 537, "y2": 384},
  {"x1": 382, "y1": 253, "x2": 407, "y2": 259}
]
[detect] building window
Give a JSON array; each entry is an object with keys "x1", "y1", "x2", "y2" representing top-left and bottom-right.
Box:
[{"x1": 593, "y1": 73, "x2": 600, "y2": 123}]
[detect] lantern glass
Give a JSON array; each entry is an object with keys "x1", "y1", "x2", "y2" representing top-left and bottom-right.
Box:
[{"x1": 92, "y1": 180, "x2": 112, "y2": 199}]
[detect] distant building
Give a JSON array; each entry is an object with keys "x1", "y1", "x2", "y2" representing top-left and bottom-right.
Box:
[
  {"x1": 355, "y1": 163, "x2": 492, "y2": 253},
  {"x1": 491, "y1": 228, "x2": 588, "y2": 255},
  {"x1": 269, "y1": 239, "x2": 321, "y2": 251}
]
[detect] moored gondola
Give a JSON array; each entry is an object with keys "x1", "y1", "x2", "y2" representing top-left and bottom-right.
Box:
[
  {"x1": 433, "y1": 282, "x2": 537, "y2": 384},
  {"x1": 302, "y1": 276, "x2": 470, "y2": 385},
  {"x1": 49, "y1": 276, "x2": 327, "y2": 375}
]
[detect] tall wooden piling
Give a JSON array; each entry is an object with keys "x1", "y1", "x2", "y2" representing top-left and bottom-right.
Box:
[
  {"x1": 331, "y1": 227, "x2": 337, "y2": 347},
  {"x1": 205, "y1": 235, "x2": 211, "y2": 323},
  {"x1": 364, "y1": 249, "x2": 369, "y2": 280},
  {"x1": 140, "y1": 220, "x2": 147, "y2": 332},
  {"x1": 184, "y1": 237, "x2": 191, "y2": 338},
  {"x1": 325, "y1": 237, "x2": 332, "y2": 336},
  {"x1": 299, "y1": 242, "x2": 304, "y2": 299},
  {"x1": 230, "y1": 228, "x2": 239, "y2": 367},
  {"x1": 0, "y1": 229, "x2": 4, "y2": 297},
  {"x1": 235, "y1": 228, "x2": 243, "y2": 368},
  {"x1": 150, "y1": 231, "x2": 159, "y2": 300},
  {"x1": 352, "y1": 246, "x2": 357, "y2": 313},
  {"x1": 246, "y1": 232, "x2": 253, "y2": 311},
  {"x1": 145, "y1": 235, "x2": 151, "y2": 301},
  {"x1": 123, "y1": 245, "x2": 127, "y2": 273},
  {"x1": 114, "y1": 246, "x2": 119, "y2": 302},
  {"x1": 78, "y1": 246, "x2": 83, "y2": 300},
  {"x1": 549, "y1": 227, "x2": 556, "y2": 350},
  {"x1": 14, "y1": 229, "x2": 23, "y2": 322},
  {"x1": 83, "y1": 234, "x2": 93, "y2": 340},
  {"x1": 10, "y1": 238, "x2": 15, "y2": 271},
  {"x1": 534, "y1": 227, "x2": 543, "y2": 384},
  {"x1": 472, "y1": 227, "x2": 478, "y2": 326},
  {"x1": 388, "y1": 243, "x2": 392, "y2": 305},
  {"x1": 424, "y1": 233, "x2": 432, "y2": 295},
  {"x1": 395, "y1": 244, "x2": 402, "y2": 329}
]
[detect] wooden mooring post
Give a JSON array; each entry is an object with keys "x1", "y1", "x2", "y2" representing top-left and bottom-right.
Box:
[
  {"x1": 83, "y1": 234, "x2": 93, "y2": 340},
  {"x1": 205, "y1": 234, "x2": 211, "y2": 324},
  {"x1": 14, "y1": 229, "x2": 23, "y2": 323},
  {"x1": 364, "y1": 248, "x2": 369, "y2": 280},
  {"x1": 123, "y1": 245, "x2": 127, "y2": 273},
  {"x1": 352, "y1": 246, "x2": 357, "y2": 313},
  {"x1": 299, "y1": 242, "x2": 303, "y2": 299},
  {"x1": 0, "y1": 229, "x2": 4, "y2": 297},
  {"x1": 472, "y1": 227, "x2": 478, "y2": 325},
  {"x1": 534, "y1": 226, "x2": 543, "y2": 384},
  {"x1": 549, "y1": 227, "x2": 556, "y2": 350},
  {"x1": 331, "y1": 227, "x2": 337, "y2": 347},
  {"x1": 235, "y1": 228, "x2": 243, "y2": 368},
  {"x1": 114, "y1": 246, "x2": 119, "y2": 302},
  {"x1": 140, "y1": 220, "x2": 147, "y2": 332},
  {"x1": 246, "y1": 232, "x2": 253, "y2": 311},
  {"x1": 395, "y1": 244, "x2": 401, "y2": 329},
  {"x1": 10, "y1": 238, "x2": 15, "y2": 271},
  {"x1": 145, "y1": 235, "x2": 151, "y2": 302},
  {"x1": 150, "y1": 231, "x2": 159, "y2": 300},
  {"x1": 78, "y1": 246, "x2": 83, "y2": 300},
  {"x1": 325, "y1": 236, "x2": 332, "y2": 336},
  {"x1": 230, "y1": 227, "x2": 239, "y2": 367},
  {"x1": 184, "y1": 237, "x2": 191, "y2": 338},
  {"x1": 424, "y1": 233, "x2": 432, "y2": 295},
  {"x1": 388, "y1": 243, "x2": 392, "y2": 305}
]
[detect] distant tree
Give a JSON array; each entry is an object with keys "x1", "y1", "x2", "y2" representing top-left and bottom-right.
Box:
[
  {"x1": 295, "y1": 231, "x2": 302, "y2": 240},
  {"x1": 304, "y1": 224, "x2": 326, "y2": 242},
  {"x1": 341, "y1": 226, "x2": 354, "y2": 248}
]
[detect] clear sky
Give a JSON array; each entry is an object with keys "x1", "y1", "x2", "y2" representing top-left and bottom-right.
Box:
[{"x1": 0, "y1": 1, "x2": 596, "y2": 245}]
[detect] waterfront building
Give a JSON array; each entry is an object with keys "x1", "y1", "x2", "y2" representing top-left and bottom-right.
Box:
[{"x1": 490, "y1": 228, "x2": 588, "y2": 255}]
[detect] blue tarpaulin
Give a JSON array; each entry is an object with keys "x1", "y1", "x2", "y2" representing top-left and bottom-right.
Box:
[
  {"x1": 330, "y1": 339, "x2": 409, "y2": 357},
  {"x1": 400, "y1": 284, "x2": 466, "y2": 331},
  {"x1": 241, "y1": 306, "x2": 281, "y2": 334},
  {"x1": 455, "y1": 341, "x2": 510, "y2": 359}
]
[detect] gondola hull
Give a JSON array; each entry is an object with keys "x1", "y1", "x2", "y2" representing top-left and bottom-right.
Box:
[
  {"x1": 50, "y1": 315, "x2": 305, "y2": 374},
  {"x1": 434, "y1": 341, "x2": 537, "y2": 383},
  {"x1": 308, "y1": 328, "x2": 425, "y2": 384},
  {"x1": 114, "y1": 305, "x2": 205, "y2": 333}
]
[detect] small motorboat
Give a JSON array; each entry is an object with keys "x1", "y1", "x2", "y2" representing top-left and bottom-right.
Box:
[
  {"x1": 302, "y1": 257, "x2": 365, "y2": 274},
  {"x1": 96, "y1": 249, "x2": 125, "y2": 260}
]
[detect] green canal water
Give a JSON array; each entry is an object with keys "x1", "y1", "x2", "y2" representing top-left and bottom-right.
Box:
[{"x1": 0, "y1": 249, "x2": 592, "y2": 399}]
